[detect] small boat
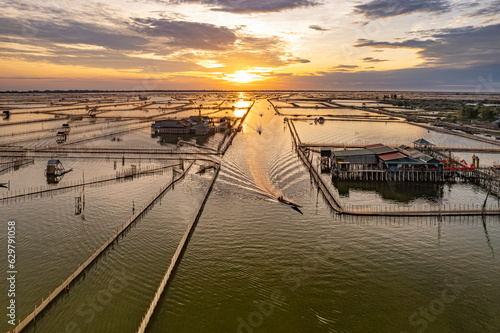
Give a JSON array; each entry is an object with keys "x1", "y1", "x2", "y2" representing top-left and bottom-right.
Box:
[
  {"x1": 278, "y1": 196, "x2": 302, "y2": 208},
  {"x1": 279, "y1": 197, "x2": 303, "y2": 214}
]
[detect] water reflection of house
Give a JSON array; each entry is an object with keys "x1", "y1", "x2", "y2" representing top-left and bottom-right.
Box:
[{"x1": 335, "y1": 180, "x2": 444, "y2": 203}]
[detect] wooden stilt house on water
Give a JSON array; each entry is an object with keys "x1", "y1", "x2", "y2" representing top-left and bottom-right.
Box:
[
  {"x1": 151, "y1": 111, "x2": 215, "y2": 136},
  {"x1": 331, "y1": 141, "x2": 444, "y2": 181},
  {"x1": 46, "y1": 160, "x2": 65, "y2": 176}
]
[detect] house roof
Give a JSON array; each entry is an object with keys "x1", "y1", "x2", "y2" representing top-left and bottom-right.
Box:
[
  {"x1": 47, "y1": 159, "x2": 61, "y2": 165},
  {"x1": 365, "y1": 143, "x2": 385, "y2": 149},
  {"x1": 378, "y1": 152, "x2": 407, "y2": 161},
  {"x1": 155, "y1": 119, "x2": 186, "y2": 128},
  {"x1": 333, "y1": 149, "x2": 376, "y2": 157},
  {"x1": 384, "y1": 157, "x2": 423, "y2": 165},
  {"x1": 413, "y1": 138, "x2": 435, "y2": 146},
  {"x1": 419, "y1": 155, "x2": 442, "y2": 164},
  {"x1": 400, "y1": 148, "x2": 424, "y2": 158},
  {"x1": 369, "y1": 146, "x2": 396, "y2": 155}
]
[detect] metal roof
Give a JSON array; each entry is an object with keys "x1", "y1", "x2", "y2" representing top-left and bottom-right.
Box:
[
  {"x1": 365, "y1": 143, "x2": 385, "y2": 149},
  {"x1": 333, "y1": 149, "x2": 376, "y2": 157},
  {"x1": 155, "y1": 119, "x2": 186, "y2": 128},
  {"x1": 419, "y1": 155, "x2": 442, "y2": 164},
  {"x1": 369, "y1": 146, "x2": 396, "y2": 155},
  {"x1": 400, "y1": 148, "x2": 424, "y2": 158},
  {"x1": 378, "y1": 152, "x2": 407, "y2": 161},
  {"x1": 384, "y1": 157, "x2": 423, "y2": 165},
  {"x1": 413, "y1": 138, "x2": 435, "y2": 146}
]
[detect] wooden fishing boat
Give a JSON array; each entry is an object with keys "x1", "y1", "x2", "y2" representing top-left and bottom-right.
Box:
[{"x1": 277, "y1": 196, "x2": 302, "y2": 208}]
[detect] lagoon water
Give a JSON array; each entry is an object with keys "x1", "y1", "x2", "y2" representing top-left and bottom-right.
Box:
[{"x1": 1, "y1": 93, "x2": 500, "y2": 332}]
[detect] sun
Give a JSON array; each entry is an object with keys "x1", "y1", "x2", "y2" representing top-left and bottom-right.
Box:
[{"x1": 224, "y1": 70, "x2": 263, "y2": 83}]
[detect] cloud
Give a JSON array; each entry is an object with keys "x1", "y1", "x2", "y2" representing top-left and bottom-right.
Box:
[
  {"x1": 355, "y1": 39, "x2": 435, "y2": 49},
  {"x1": 165, "y1": 0, "x2": 320, "y2": 13},
  {"x1": 0, "y1": 41, "x2": 197, "y2": 72},
  {"x1": 3, "y1": 1, "x2": 131, "y2": 28},
  {"x1": 354, "y1": 24, "x2": 500, "y2": 67},
  {"x1": 238, "y1": 35, "x2": 282, "y2": 49},
  {"x1": 362, "y1": 57, "x2": 388, "y2": 63},
  {"x1": 466, "y1": 0, "x2": 500, "y2": 17},
  {"x1": 131, "y1": 17, "x2": 237, "y2": 50},
  {"x1": 205, "y1": 35, "x2": 310, "y2": 70},
  {"x1": 0, "y1": 4, "x2": 309, "y2": 75},
  {"x1": 329, "y1": 64, "x2": 359, "y2": 72},
  {"x1": 0, "y1": 14, "x2": 200, "y2": 72},
  {"x1": 273, "y1": 64, "x2": 500, "y2": 91},
  {"x1": 289, "y1": 58, "x2": 311, "y2": 63},
  {"x1": 309, "y1": 25, "x2": 331, "y2": 31},
  {"x1": 354, "y1": 0, "x2": 451, "y2": 19},
  {"x1": 335, "y1": 65, "x2": 359, "y2": 69},
  {"x1": 0, "y1": 16, "x2": 148, "y2": 51}
]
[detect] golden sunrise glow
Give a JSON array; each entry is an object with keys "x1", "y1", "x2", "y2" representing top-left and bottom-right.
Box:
[
  {"x1": 0, "y1": 0, "x2": 492, "y2": 91},
  {"x1": 197, "y1": 60, "x2": 225, "y2": 68},
  {"x1": 235, "y1": 100, "x2": 251, "y2": 108},
  {"x1": 234, "y1": 108, "x2": 247, "y2": 117},
  {"x1": 233, "y1": 99, "x2": 250, "y2": 117},
  {"x1": 224, "y1": 71, "x2": 265, "y2": 84}
]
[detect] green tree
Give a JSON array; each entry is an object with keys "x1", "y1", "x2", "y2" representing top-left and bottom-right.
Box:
[
  {"x1": 480, "y1": 107, "x2": 499, "y2": 122},
  {"x1": 461, "y1": 105, "x2": 479, "y2": 119}
]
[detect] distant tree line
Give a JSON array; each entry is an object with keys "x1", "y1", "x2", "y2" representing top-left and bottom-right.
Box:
[{"x1": 460, "y1": 104, "x2": 500, "y2": 121}]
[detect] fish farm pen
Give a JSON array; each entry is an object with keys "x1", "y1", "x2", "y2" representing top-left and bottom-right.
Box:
[
  {"x1": 1, "y1": 92, "x2": 256, "y2": 333},
  {"x1": 2, "y1": 92, "x2": 500, "y2": 333},
  {"x1": 286, "y1": 118, "x2": 500, "y2": 216}
]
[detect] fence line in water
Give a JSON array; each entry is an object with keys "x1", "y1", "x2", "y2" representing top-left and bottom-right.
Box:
[
  {"x1": 286, "y1": 119, "x2": 343, "y2": 213},
  {"x1": 300, "y1": 141, "x2": 500, "y2": 152},
  {"x1": 136, "y1": 164, "x2": 221, "y2": 333},
  {"x1": 288, "y1": 120, "x2": 500, "y2": 217},
  {"x1": 342, "y1": 203, "x2": 500, "y2": 216},
  {"x1": 9, "y1": 161, "x2": 195, "y2": 333},
  {"x1": 0, "y1": 163, "x2": 180, "y2": 201}
]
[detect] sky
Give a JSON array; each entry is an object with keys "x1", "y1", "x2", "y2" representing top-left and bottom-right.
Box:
[{"x1": 0, "y1": 0, "x2": 499, "y2": 91}]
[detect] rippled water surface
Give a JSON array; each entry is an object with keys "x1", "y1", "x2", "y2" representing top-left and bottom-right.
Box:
[{"x1": 1, "y1": 93, "x2": 500, "y2": 333}]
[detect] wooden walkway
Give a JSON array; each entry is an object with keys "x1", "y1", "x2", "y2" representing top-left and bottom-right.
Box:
[
  {"x1": 300, "y1": 142, "x2": 500, "y2": 152},
  {"x1": 0, "y1": 158, "x2": 33, "y2": 174},
  {"x1": 289, "y1": 116, "x2": 398, "y2": 122},
  {"x1": 218, "y1": 101, "x2": 254, "y2": 154},
  {"x1": 342, "y1": 205, "x2": 500, "y2": 216},
  {"x1": 136, "y1": 164, "x2": 220, "y2": 333},
  {"x1": 0, "y1": 146, "x2": 220, "y2": 157},
  {"x1": 288, "y1": 120, "x2": 500, "y2": 217},
  {"x1": 9, "y1": 162, "x2": 195, "y2": 333},
  {"x1": 287, "y1": 119, "x2": 343, "y2": 213},
  {"x1": 0, "y1": 163, "x2": 179, "y2": 201}
]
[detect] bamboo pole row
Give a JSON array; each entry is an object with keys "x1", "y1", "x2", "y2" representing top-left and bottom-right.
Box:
[{"x1": 9, "y1": 161, "x2": 195, "y2": 333}]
